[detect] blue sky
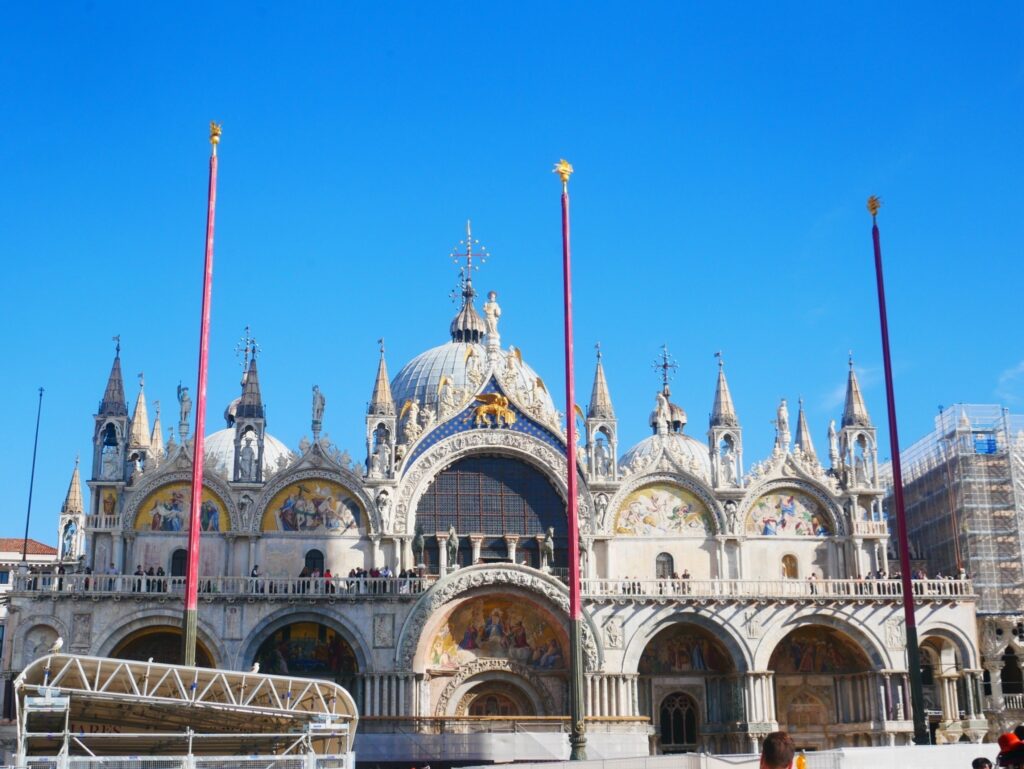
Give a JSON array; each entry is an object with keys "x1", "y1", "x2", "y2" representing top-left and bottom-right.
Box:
[{"x1": 2, "y1": 3, "x2": 1022, "y2": 546}]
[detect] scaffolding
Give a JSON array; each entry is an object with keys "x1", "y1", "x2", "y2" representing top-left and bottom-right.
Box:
[
  {"x1": 882, "y1": 404, "x2": 1024, "y2": 615},
  {"x1": 13, "y1": 654, "x2": 358, "y2": 769}
]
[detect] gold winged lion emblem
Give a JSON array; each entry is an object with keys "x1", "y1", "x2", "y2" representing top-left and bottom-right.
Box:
[{"x1": 472, "y1": 393, "x2": 517, "y2": 428}]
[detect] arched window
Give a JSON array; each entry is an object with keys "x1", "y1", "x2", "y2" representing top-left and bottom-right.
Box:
[
  {"x1": 305, "y1": 549, "x2": 325, "y2": 574},
  {"x1": 1003, "y1": 647, "x2": 1023, "y2": 695},
  {"x1": 781, "y1": 555, "x2": 798, "y2": 579},
  {"x1": 170, "y1": 549, "x2": 187, "y2": 577},
  {"x1": 656, "y1": 552, "x2": 674, "y2": 579},
  {"x1": 415, "y1": 456, "x2": 567, "y2": 568},
  {"x1": 659, "y1": 692, "x2": 699, "y2": 752}
]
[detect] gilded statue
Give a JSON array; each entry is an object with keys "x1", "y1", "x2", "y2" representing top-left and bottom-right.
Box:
[{"x1": 472, "y1": 393, "x2": 517, "y2": 428}]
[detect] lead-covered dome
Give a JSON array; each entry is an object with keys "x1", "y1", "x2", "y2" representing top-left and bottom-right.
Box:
[
  {"x1": 619, "y1": 433, "x2": 712, "y2": 481},
  {"x1": 390, "y1": 342, "x2": 557, "y2": 415},
  {"x1": 203, "y1": 428, "x2": 294, "y2": 478}
]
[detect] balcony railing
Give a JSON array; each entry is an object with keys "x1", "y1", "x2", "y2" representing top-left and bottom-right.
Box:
[
  {"x1": 581, "y1": 578, "x2": 974, "y2": 602},
  {"x1": 10, "y1": 573, "x2": 436, "y2": 598},
  {"x1": 1005, "y1": 693, "x2": 1024, "y2": 710},
  {"x1": 11, "y1": 572, "x2": 973, "y2": 603},
  {"x1": 851, "y1": 520, "x2": 890, "y2": 536}
]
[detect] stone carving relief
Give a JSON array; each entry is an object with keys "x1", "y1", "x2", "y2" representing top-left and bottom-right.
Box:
[
  {"x1": 604, "y1": 618, "x2": 623, "y2": 649},
  {"x1": 71, "y1": 613, "x2": 92, "y2": 649},
  {"x1": 884, "y1": 618, "x2": 905, "y2": 650},
  {"x1": 374, "y1": 614, "x2": 395, "y2": 648}
]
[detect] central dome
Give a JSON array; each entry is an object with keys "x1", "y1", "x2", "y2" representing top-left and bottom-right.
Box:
[
  {"x1": 203, "y1": 428, "x2": 294, "y2": 478},
  {"x1": 390, "y1": 342, "x2": 558, "y2": 415}
]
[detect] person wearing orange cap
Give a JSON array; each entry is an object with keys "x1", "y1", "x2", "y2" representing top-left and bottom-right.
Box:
[{"x1": 998, "y1": 732, "x2": 1024, "y2": 767}]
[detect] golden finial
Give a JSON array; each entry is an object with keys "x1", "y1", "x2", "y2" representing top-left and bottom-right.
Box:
[
  {"x1": 209, "y1": 121, "x2": 222, "y2": 152},
  {"x1": 866, "y1": 195, "x2": 881, "y2": 217},
  {"x1": 553, "y1": 159, "x2": 574, "y2": 185}
]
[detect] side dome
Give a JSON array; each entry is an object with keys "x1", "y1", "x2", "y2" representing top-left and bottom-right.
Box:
[
  {"x1": 390, "y1": 342, "x2": 557, "y2": 415},
  {"x1": 203, "y1": 428, "x2": 294, "y2": 478},
  {"x1": 620, "y1": 433, "x2": 712, "y2": 482}
]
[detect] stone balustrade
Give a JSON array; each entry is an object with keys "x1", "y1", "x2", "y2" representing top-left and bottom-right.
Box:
[
  {"x1": 581, "y1": 577, "x2": 974, "y2": 602},
  {"x1": 11, "y1": 572, "x2": 973, "y2": 603}
]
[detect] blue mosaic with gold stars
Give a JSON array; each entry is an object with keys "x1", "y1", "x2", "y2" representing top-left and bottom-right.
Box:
[{"x1": 406, "y1": 377, "x2": 566, "y2": 466}]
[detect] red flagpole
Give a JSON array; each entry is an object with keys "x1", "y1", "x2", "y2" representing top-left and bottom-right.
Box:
[
  {"x1": 555, "y1": 159, "x2": 586, "y2": 760},
  {"x1": 868, "y1": 195, "x2": 928, "y2": 744},
  {"x1": 182, "y1": 123, "x2": 221, "y2": 666}
]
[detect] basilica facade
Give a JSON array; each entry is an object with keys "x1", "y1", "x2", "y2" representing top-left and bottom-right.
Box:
[{"x1": 3, "y1": 264, "x2": 986, "y2": 761}]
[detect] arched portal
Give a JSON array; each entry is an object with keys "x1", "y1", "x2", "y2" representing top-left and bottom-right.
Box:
[
  {"x1": 769, "y1": 625, "x2": 873, "y2": 750},
  {"x1": 414, "y1": 456, "x2": 568, "y2": 569},
  {"x1": 111, "y1": 626, "x2": 214, "y2": 667},
  {"x1": 461, "y1": 680, "x2": 537, "y2": 717},
  {"x1": 638, "y1": 623, "x2": 739, "y2": 754},
  {"x1": 252, "y1": 621, "x2": 358, "y2": 693}
]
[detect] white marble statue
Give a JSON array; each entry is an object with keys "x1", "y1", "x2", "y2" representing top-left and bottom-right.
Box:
[
  {"x1": 483, "y1": 291, "x2": 501, "y2": 339},
  {"x1": 240, "y1": 437, "x2": 257, "y2": 481}
]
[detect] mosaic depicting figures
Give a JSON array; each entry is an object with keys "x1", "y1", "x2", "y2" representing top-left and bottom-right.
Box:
[
  {"x1": 745, "y1": 490, "x2": 829, "y2": 537},
  {"x1": 261, "y1": 480, "x2": 362, "y2": 533},
  {"x1": 134, "y1": 483, "x2": 228, "y2": 532},
  {"x1": 614, "y1": 484, "x2": 711, "y2": 536},
  {"x1": 639, "y1": 625, "x2": 732, "y2": 674},
  {"x1": 254, "y1": 622, "x2": 357, "y2": 679},
  {"x1": 769, "y1": 627, "x2": 869, "y2": 675},
  {"x1": 428, "y1": 595, "x2": 567, "y2": 671}
]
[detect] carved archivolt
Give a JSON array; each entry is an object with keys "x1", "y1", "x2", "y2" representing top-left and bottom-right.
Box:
[
  {"x1": 601, "y1": 471, "x2": 723, "y2": 536},
  {"x1": 434, "y1": 659, "x2": 557, "y2": 717},
  {"x1": 393, "y1": 430, "x2": 595, "y2": 536},
  {"x1": 121, "y1": 469, "x2": 239, "y2": 532},
  {"x1": 394, "y1": 565, "x2": 601, "y2": 673},
  {"x1": 250, "y1": 465, "x2": 378, "y2": 535}
]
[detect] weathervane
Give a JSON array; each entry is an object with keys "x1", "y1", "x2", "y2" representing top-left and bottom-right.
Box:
[
  {"x1": 235, "y1": 325, "x2": 261, "y2": 376},
  {"x1": 652, "y1": 344, "x2": 678, "y2": 394}
]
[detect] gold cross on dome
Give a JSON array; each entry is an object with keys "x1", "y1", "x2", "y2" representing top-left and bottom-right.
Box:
[{"x1": 450, "y1": 219, "x2": 489, "y2": 274}]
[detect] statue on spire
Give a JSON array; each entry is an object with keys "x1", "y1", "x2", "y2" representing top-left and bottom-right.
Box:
[
  {"x1": 177, "y1": 382, "x2": 192, "y2": 440},
  {"x1": 311, "y1": 385, "x2": 326, "y2": 440}
]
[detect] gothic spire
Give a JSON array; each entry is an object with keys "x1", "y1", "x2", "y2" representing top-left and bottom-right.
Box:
[
  {"x1": 369, "y1": 339, "x2": 396, "y2": 416},
  {"x1": 61, "y1": 457, "x2": 84, "y2": 515},
  {"x1": 709, "y1": 354, "x2": 738, "y2": 428},
  {"x1": 841, "y1": 356, "x2": 872, "y2": 427},
  {"x1": 794, "y1": 398, "x2": 816, "y2": 460},
  {"x1": 98, "y1": 337, "x2": 128, "y2": 417},
  {"x1": 587, "y1": 344, "x2": 615, "y2": 419},
  {"x1": 150, "y1": 401, "x2": 165, "y2": 456},
  {"x1": 128, "y1": 373, "x2": 151, "y2": 450},
  {"x1": 237, "y1": 355, "x2": 265, "y2": 420}
]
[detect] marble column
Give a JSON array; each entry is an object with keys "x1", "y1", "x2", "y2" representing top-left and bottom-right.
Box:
[
  {"x1": 504, "y1": 535, "x2": 519, "y2": 564},
  {"x1": 984, "y1": 661, "x2": 1005, "y2": 711},
  {"x1": 224, "y1": 534, "x2": 235, "y2": 578},
  {"x1": 469, "y1": 535, "x2": 483, "y2": 564},
  {"x1": 435, "y1": 534, "x2": 448, "y2": 573}
]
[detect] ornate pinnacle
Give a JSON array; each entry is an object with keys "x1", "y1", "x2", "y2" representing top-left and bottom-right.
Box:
[
  {"x1": 210, "y1": 121, "x2": 222, "y2": 147},
  {"x1": 867, "y1": 195, "x2": 881, "y2": 217},
  {"x1": 553, "y1": 159, "x2": 574, "y2": 185}
]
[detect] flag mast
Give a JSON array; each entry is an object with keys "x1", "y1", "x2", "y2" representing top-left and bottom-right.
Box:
[
  {"x1": 182, "y1": 122, "x2": 221, "y2": 666},
  {"x1": 868, "y1": 195, "x2": 928, "y2": 744},
  {"x1": 554, "y1": 158, "x2": 587, "y2": 760}
]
